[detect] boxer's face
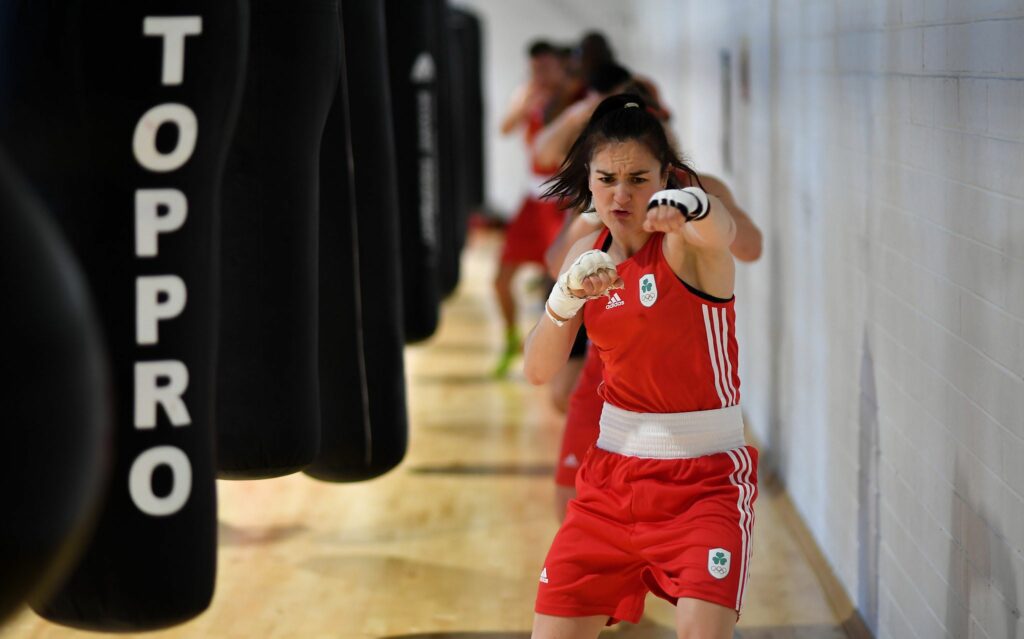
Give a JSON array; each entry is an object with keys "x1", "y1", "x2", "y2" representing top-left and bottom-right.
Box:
[
  {"x1": 531, "y1": 53, "x2": 565, "y2": 91},
  {"x1": 588, "y1": 140, "x2": 668, "y2": 231}
]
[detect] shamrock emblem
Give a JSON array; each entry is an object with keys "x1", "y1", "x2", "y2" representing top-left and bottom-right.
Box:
[
  {"x1": 639, "y1": 274, "x2": 658, "y2": 307},
  {"x1": 708, "y1": 548, "x2": 731, "y2": 578}
]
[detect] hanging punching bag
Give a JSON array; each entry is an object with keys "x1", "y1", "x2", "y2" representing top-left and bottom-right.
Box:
[
  {"x1": 448, "y1": 8, "x2": 485, "y2": 228},
  {"x1": 385, "y1": 0, "x2": 442, "y2": 342},
  {"x1": 0, "y1": 0, "x2": 245, "y2": 630},
  {"x1": 0, "y1": 149, "x2": 111, "y2": 624},
  {"x1": 432, "y1": 0, "x2": 462, "y2": 299},
  {"x1": 0, "y1": 1, "x2": 247, "y2": 630},
  {"x1": 306, "y1": 0, "x2": 407, "y2": 482},
  {"x1": 216, "y1": 0, "x2": 342, "y2": 478}
]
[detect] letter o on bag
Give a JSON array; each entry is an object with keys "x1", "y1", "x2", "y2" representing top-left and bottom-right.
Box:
[
  {"x1": 132, "y1": 104, "x2": 198, "y2": 173},
  {"x1": 128, "y1": 446, "x2": 192, "y2": 517}
]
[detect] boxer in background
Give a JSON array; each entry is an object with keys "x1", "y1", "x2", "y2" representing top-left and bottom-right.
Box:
[{"x1": 493, "y1": 40, "x2": 580, "y2": 378}]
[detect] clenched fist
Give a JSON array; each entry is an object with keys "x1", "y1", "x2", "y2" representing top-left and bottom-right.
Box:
[{"x1": 644, "y1": 187, "x2": 710, "y2": 233}]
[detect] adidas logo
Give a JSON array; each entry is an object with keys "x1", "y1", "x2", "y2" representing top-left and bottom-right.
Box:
[
  {"x1": 539, "y1": 567, "x2": 549, "y2": 583},
  {"x1": 410, "y1": 52, "x2": 436, "y2": 83},
  {"x1": 605, "y1": 292, "x2": 624, "y2": 310},
  {"x1": 562, "y1": 453, "x2": 579, "y2": 468}
]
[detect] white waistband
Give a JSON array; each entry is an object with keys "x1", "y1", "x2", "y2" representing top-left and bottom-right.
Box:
[{"x1": 597, "y1": 403, "x2": 745, "y2": 459}]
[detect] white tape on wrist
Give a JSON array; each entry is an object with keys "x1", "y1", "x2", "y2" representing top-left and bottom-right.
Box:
[
  {"x1": 545, "y1": 277, "x2": 585, "y2": 324},
  {"x1": 545, "y1": 303, "x2": 569, "y2": 327},
  {"x1": 647, "y1": 187, "x2": 710, "y2": 221}
]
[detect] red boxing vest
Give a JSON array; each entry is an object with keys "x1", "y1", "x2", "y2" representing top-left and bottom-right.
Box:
[
  {"x1": 583, "y1": 229, "x2": 740, "y2": 414},
  {"x1": 525, "y1": 105, "x2": 558, "y2": 177}
]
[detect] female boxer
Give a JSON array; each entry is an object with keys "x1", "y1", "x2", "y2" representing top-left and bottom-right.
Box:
[
  {"x1": 548, "y1": 171, "x2": 761, "y2": 520},
  {"x1": 524, "y1": 94, "x2": 757, "y2": 639},
  {"x1": 541, "y1": 71, "x2": 762, "y2": 516}
]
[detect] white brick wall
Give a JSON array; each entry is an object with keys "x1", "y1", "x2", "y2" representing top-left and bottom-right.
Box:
[{"x1": 629, "y1": 0, "x2": 1024, "y2": 636}]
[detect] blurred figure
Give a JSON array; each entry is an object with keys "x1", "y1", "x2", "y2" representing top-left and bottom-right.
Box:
[
  {"x1": 564, "y1": 31, "x2": 612, "y2": 95},
  {"x1": 493, "y1": 40, "x2": 579, "y2": 378},
  {"x1": 531, "y1": 62, "x2": 660, "y2": 414},
  {"x1": 534, "y1": 60, "x2": 668, "y2": 170},
  {"x1": 531, "y1": 61, "x2": 633, "y2": 408},
  {"x1": 566, "y1": 32, "x2": 669, "y2": 122}
]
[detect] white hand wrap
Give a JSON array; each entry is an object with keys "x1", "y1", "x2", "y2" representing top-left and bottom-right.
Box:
[
  {"x1": 647, "y1": 187, "x2": 710, "y2": 221},
  {"x1": 545, "y1": 249, "x2": 618, "y2": 326},
  {"x1": 566, "y1": 249, "x2": 618, "y2": 290}
]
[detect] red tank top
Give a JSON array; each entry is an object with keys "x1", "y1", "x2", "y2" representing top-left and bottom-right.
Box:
[
  {"x1": 583, "y1": 229, "x2": 740, "y2": 413},
  {"x1": 525, "y1": 106, "x2": 558, "y2": 176}
]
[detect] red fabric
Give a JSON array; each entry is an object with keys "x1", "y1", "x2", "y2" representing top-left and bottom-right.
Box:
[
  {"x1": 554, "y1": 344, "x2": 603, "y2": 487},
  {"x1": 499, "y1": 196, "x2": 565, "y2": 265},
  {"x1": 636, "y1": 76, "x2": 672, "y2": 122},
  {"x1": 536, "y1": 445, "x2": 759, "y2": 623},
  {"x1": 525, "y1": 106, "x2": 560, "y2": 176},
  {"x1": 584, "y1": 229, "x2": 740, "y2": 414},
  {"x1": 671, "y1": 167, "x2": 695, "y2": 187}
]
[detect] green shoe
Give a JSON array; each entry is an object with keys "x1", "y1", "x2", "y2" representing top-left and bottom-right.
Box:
[{"x1": 493, "y1": 330, "x2": 521, "y2": 378}]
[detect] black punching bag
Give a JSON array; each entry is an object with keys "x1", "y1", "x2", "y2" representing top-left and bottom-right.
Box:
[
  {"x1": 306, "y1": 0, "x2": 407, "y2": 482},
  {"x1": 448, "y1": 8, "x2": 484, "y2": 225},
  {"x1": 0, "y1": 150, "x2": 111, "y2": 624},
  {"x1": 216, "y1": 0, "x2": 342, "y2": 478},
  {"x1": 434, "y1": 0, "x2": 464, "y2": 299},
  {"x1": 0, "y1": 1, "x2": 247, "y2": 630},
  {"x1": 385, "y1": 0, "x2": 443, "y2": 342}
]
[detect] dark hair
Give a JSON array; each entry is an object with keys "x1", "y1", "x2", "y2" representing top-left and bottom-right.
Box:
[
  {"x1": 543, "y1": 94, "x2": 701, "y2": 212},
  {"x1": 577, "y1": 32, "x2": 614, "y2": 77},
  {"x1": 587, "y1": 62, "x2": 632, "y2": 94},
  {"x1": 528, "y1": 40, "x2": 557, "y2": 58},
  {"x1": 618, "y1": 79, "x2": 670, "y2": 122}
]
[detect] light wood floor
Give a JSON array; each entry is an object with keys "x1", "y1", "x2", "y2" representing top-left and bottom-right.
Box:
[{"x1": 3, "y1": 229, "x2": 847, "y2": 638}]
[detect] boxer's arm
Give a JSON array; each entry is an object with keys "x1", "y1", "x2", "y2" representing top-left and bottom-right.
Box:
[
  {"x1": 500, "y1": 82, "x2": 532, "y2": 135},
  {"x1": 524, "y1": 234, "x2": 612, "y2": 385},
  {"x1": 646, "y1": 187, "x2": 737, "y2": 300},
  {"x1": 532, "y1": 96, "x2": 597, "y2": 168},
  {"x1": 700, "y1": 174, "x2": 762, "y2": 262}
]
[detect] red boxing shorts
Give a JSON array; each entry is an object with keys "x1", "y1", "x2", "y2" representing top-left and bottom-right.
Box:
[
  {"x1": 500, "y1": 196, "x2": 565, "y2": 265},
  {"x1": 555, "y1": 345, "x2": 603, "y2": 487},
  {"x1": 536, "y1": 445, "x2": 759, "y2": 624}
]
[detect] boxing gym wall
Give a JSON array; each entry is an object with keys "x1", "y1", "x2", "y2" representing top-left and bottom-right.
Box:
[{"x1": 636, "y1": 2, "x2": 1024, "y2": 637}]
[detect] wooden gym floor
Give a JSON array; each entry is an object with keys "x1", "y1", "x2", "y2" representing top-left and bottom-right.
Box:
[{"x1": 3, "y1": 228, "x2": 849, "y2": 638}]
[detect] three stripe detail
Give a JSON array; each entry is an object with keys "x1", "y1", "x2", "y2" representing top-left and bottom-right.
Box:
[
  {"x1": 725, "y1": 446, "x2": 756, "y2": 611},
  {"x1": 702, "y1": 304, "x2": 738, "y2": 408}
]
